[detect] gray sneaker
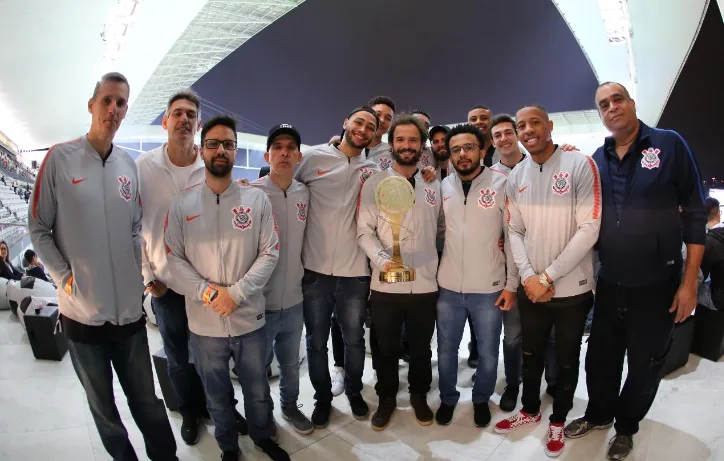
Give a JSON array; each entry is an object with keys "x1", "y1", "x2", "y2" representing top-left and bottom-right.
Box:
[
  {"x1": 607, "y1": 434, "x2": 633, "y2": 460},
  {"x1": 564, "y1": 417, "x2": 614, "y2": 439},
  {"x1": 282, "y1": 403, "x2": 314, "y2": 435}
]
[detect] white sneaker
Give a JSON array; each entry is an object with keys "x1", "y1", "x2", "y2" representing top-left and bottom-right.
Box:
[{"x1": 331, "y1": 366, "x2": 345, "y2": 396}]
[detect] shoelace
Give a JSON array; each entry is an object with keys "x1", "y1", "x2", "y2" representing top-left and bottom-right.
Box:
[
  {"x1": 509, "y1": 412, "x2": 529, "y2": 427},
  {"x1": 549, "y1": 425, "x2": 564, "y2": 440}
]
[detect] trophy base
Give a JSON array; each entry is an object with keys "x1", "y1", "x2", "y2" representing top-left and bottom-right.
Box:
[{"x1": 379, "y1": 269, "x2": 416, "y2": 283}]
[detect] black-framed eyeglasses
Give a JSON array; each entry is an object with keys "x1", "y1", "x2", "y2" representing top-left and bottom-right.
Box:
[
  {"x1": 203, "y1": 139, "x2": 237, "y2": 151},
  {"x1": 450, "y1": 143, "x2": 480, "y2": 156}
]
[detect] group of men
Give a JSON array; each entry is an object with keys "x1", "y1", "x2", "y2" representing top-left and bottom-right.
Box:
[{"x1": 28, "y1": 71, "x2": 706, "y2": 461}]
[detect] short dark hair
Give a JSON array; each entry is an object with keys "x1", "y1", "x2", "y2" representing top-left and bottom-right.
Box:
[
  {"x1": 166, "y1": 89, "x2": 201, "y2": 115},
  {"x1": 468, "y1": 105, "x2": 491, "y2": 113},
  {"x1": 92, "y1": 72, "x2": 129, "y2": 99},
  {"x1": 411, "y1": 109, "x2": 431, "y2": 120},
  {"x1": 706, "y1": 197, "x2": 721, "y2": 220},
  {"x1": 366, "y1": 95, "x2": 396, "y2": 113},
  {"x1": 388, "y1": 114, "x2": 428, "y2": 147},
  {"x1": 429, "y1": 125, "x2": 450, "y2": 139},
  {"x1": 201, "y1": 115, "x2": 237, "y2": 144},
  {"x1": 444, "y1": 123, "x2": 486, "y2": 154},
  {"x1": 24, "y1": 249, "x2": 36, "y2": 264},
  {"x1": 490, "y1": 114, "x2": 517, "y2": 134},
  {"x1": 596, "y1": 81, "x2": 632, "y2": 100},
  {"x1": 517, "y1": 104, "x2": 549, "y2": 121}
]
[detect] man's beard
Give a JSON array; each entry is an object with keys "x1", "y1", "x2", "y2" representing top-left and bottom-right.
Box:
[
  {"x1": 433, "y1": 148, "x2": 450, "y2": 162},
  {"x1": 392, "y1": 148, "x2": 422, "y2": 166},
  {"x1": 344, "y1": 129, "x2": 372, "y2": 149},
  {"x1": 205, "y1": 155, "x2": 232, "y2": 178},
  {"x1": 453, "y1": 157, "x2": 479, "y2": 177}
]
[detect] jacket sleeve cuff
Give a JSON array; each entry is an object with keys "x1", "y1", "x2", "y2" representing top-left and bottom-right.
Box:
[
  {"x1": 545, "y1": 266, "x2": 560, "y2": 282},
  {"x1": 520, "y1": 267, "x2": 536, "y2": 283},
  {"x1": 505, "y1": 277, "x2": 519, "y2": 292},
  {"x1": 227, "y1": 284, "x2": 245, "y2": 305},
  {"x1": 682, "y1": 222, "x2": 706, "y2": 246},
  {"x1": 142, "y1": 268, "x2": 154, "y2": 287}
]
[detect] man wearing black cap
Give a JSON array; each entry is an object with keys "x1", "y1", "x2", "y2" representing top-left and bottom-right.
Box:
[
  {"x1": 252, "y1": 124, "x2": 314, "y2": 435},
  {"x1": 294, "y1": 107, "x2": 379, "y2": 428},
  {"x1": 429, "y1": 125, "x2": 451, "y2": 180}
]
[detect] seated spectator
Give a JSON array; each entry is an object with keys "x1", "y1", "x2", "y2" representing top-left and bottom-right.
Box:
[
  {"x1": 0, "y1": 240, "x2": 23, "y2": 280},
  {"x1": 24, "y1": 249, "x2": 49, "y2": 282},
  {"x1": 703, "y1": 197, "x2": 724, "y2": 310}
]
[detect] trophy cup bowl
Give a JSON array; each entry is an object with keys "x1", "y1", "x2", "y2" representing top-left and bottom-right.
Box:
[{"x1": 374, "y1": 175, "x2": 416, "y2": 283}]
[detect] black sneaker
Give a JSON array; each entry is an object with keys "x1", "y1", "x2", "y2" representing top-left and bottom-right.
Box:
[
  {"x1": 311, "y1": 400, "x2": 332, "y2": 429},
  {"x1": 467, "y1": 341, "x2": 479, "y2": 368},
  {"x1": 564, "y1": 417, "x2": 614, "y2": 439},
  {"x1": 435, "y1": 403, "x2": 455, "y2": 426},
  {"x1": 474, "y1": 402, "x2": 491, "y2": 427},
  {"x1": 371, "y1": 396, "x2": 396, "y2": 431},
  {"x1": 348, "y1": 393, "x2": 369, "y2": 420},
  {"x1": 499, "y1": 386, "x2": 519, "y2": 412},
  {"x1": 255, "y1": 438, "x2": 290, "y2": 461},
  {"x1": 281, "y1": 403, "x2": 314, "y2": 435},
  {"x1": 546, "y1": 384, "x2": 557, "y2": 398},
  {"x1": 221, "y1": 451, "x2": 239, "y2": 461},
  {"x1": 410, "y1": 393, "x2": 433, "y2": 426},
  {"x1": 181, "y1": 415, "x2": 201, "y2": 445},
  {"x1": 234, "y1": 409, "x2": 248, "y2": 435},
  {"x1": 607, "y1": 434, "x2": 634, "y2": 460}
]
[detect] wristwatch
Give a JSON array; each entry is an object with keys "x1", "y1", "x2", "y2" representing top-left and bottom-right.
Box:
[
  {"x1": 203, "y1": 286, "x2": 219, "y2": 304},
  {"x1": 539, "y1": 273, "x2": 552, "y2": 289}
]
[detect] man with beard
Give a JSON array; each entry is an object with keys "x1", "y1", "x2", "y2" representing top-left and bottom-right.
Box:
[
  {"x1": 412, "y1": 110, "x2": 438, "y2": 170},
  {"x1": 29, "y1": 72, "x2": 178, "y2": 461},
  {"x1": 294, "y1": 107, "x2": 379, "y2": 428},
  {"x1": 489, "y1": 114, "x2": 557, "y2": 412},
  {"x1": 251, "y1": 124, "x2": 314, "y2": 435},
  {"x1": 165, "y1": 116, "x2": 288, "y2": 461},
  {"x1": 429, "y1": 125, "x2": 451, "y2": 179},
  {"x1": 435, "y1": 124, "x2": 518, "y2": 428},
  {"x1": 564, "y1": 82, "x2": 705, "y2": 461},
  {"x1": 467, "y1": 105, "x2": 498, "y2": 167},
  {"x1": 357, "y1": 115, "x2": 443, "y2": 430},
  {"x1": 494, "y1": 105, "x2": 600, "y2": 459},
  {"x1": 364, "y1": 96, "x2": 396, "y2": 169}
]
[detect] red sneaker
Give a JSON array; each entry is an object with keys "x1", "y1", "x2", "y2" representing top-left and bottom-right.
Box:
[
  {"x1": 545, "y1": 422, "x2": 565, "y2": 457},
  {"x1": 493, "y1": 410, "x2": 542, "y2": 434}
]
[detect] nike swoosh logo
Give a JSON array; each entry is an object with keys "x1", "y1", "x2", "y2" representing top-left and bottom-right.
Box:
[
  {"x1": 444, "y1": 197, "x2": 451, "y2": 201},
  {"x1": 72, "y1": 178, "x2": 87, "y2": 185},
  {"x1": 186, "y1": 215, "x2": 201, "y2": 222},
  {"x1": 519, "y1": 185, "x2": 529, "y2": 193},
  {"x1": 317, "y1": 169, "x2": 332, "y2": 176}
]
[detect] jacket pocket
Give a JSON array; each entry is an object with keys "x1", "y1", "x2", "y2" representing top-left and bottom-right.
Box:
[{"x1": 657, "y1": 232, "x2": 683, "y2": 269}]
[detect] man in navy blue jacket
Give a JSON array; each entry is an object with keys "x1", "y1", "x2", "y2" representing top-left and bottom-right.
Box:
[{"x1": 564, "y1": 82, "x2": 706, "y2": 460}]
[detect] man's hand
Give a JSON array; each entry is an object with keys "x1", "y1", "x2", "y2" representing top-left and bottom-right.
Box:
[
  {"x1": 422, "y1": 166, "x2": 437, "y2": 183},
  {"x1": 669, "y1": 281, "x2": 697, "y2": 323},
  {"x1": 146, "y1": 281, "x2": 168, "y2": 298},
  {"x1": 495, "y1": 289, "x2": 517, "y2": 311},
  {"x1": 209, "y1": 284, "x2": 238, "y2": 317},
  {"x1": 498, "y1": 238, "x2": 504, "y2": 252},
  {"x1": 560, "y1": 143, "x2": 579, "y2": 152},
  {"x1": 329, "y1": 135, "x2": 341, "y2": 145},
  {"x1": 64, "y1": 274, "x2": 74, "y2": 296},
  {"x1": 235, "y1": 179, "x2": 250, "y2": 186},
  {"x1": 523, "y1": 276, "x2": 553, "y2": 303}
]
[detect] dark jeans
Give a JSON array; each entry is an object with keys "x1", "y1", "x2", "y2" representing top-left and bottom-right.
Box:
[
  {"x1": 151, "y1": 289, "x2": 206, "y2": 418},
  {"x1": 331, "y1": 314, "x2": 345, "y2": 368},
  {"x1": 519, "y1": 289, "x2": 593, "y2": 423},
  {"x1": 503, "y1": 304, "x2": 558, "y2": 387},
  {"x1": 66, "y1": 328, "x2": 177, "y2": 461},
  {"x1": 584, "y1": 278, "x2": 677, "y2": 435},
  {"x1": 264, "y1": 303, "x2": 304, "y2": 407},
  {"x1": 190, "y1": 328, "x2": 273, "y2": 452},
  {"x1": 302, "y1": 270, "x2": 370, "y2": 402},
  {"x1": 370, "y1": 290, "x2": 437, "y2": 397}
]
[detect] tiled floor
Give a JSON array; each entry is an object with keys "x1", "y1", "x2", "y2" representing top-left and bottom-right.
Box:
[{"x1": 1, "y1": 309, "x2": 722, "y2": 461}]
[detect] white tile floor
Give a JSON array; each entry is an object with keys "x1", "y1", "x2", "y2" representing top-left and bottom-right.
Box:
[{"x1": 1, "y1": 309, "x2": 722, "y2": 461}]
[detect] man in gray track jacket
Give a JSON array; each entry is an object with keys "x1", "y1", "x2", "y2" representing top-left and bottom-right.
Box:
[
  {"x1": 493, "y1": 105, "x2": 601, "y2": 459},
  {"x1": 251, "y1": 124, "x2": 313, "y2": 435},
  {"x1": 358, "y1": 115, "x2": 444, "y2": 431},
  {"x1": 29, "y1": 72, "x2": 177, "y2": 461},
  {"x1": 165, "y1": 116, "x2": 288, "y2": 461}
]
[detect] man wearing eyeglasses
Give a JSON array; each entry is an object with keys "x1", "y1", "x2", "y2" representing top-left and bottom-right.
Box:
[
  {"x1": 165, "y1": 115, "x2": 289, "y2": 461},
  {"x1": 435, "y1": 124, "x2": 518, "y2": 428}
]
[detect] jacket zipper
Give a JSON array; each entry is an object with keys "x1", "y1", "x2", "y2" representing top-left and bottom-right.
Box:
[
  {"x1": 216, "y1": 193, "x2": 229, "y2": 336},
  {"x1": 280, "y1": 190, "x2": 287, "y2": 305},
  {"x1": 101, "y1": 158, "x2": 120, "y2": 324},
  {"x1": 460, "y1": 179, "x2": 467, "y2": 293}
]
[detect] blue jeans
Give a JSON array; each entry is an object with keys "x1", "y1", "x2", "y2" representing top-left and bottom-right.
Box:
[
  {"x1": 67, "y1": 328, "x2": 177, "y2": 461},
  {"x1": 151, "y1": 289, "x2": 206, "y2": 418},
  {"x1": 190, "y1": 328, "x2": 273, "y2": 452},
  {"x1": 302, "y1": 270, "x2": 370, "y2": 402},
  {"x1": 503, "y1": 304, "x2": 558, "y2": 387},
  {"x1": 437, "y1": 288, "x2": 503, "y2": 405},
  {"x1": 264, "y1": 303, "x2": 304, "y2": 407}
]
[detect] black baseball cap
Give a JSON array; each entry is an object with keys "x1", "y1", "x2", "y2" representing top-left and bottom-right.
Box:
[
  {"x1": 429, "y1": 125, "x2": 450, "y2": 137},
  {"x1": 267, "y1": 124, "x2": 301, "y2": 151}
]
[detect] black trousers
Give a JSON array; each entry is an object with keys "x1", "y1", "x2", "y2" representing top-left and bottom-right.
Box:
[
  {"x1": 584, "y1": 278, "x2": 677, "y2": 435},
  {"x1": 519, "y1": 289, "x2": 593, "y2": 423},
  {"x1": 370, "y1": 291, "x2": 437, "y2": 398}
]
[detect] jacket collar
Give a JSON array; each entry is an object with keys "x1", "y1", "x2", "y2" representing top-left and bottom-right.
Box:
[
  {"x1": 603, "y1": 119, "x2": 652, "y2": 157},
  {"x1": 82, "y1": 135, "x2": 117, "y2": 163},
  {"x1": 528, "y1": 146, "x2": 561, "y2": 168},
  {"x1": 202, "y1": 179, "x2": 238, "y2": 198}
]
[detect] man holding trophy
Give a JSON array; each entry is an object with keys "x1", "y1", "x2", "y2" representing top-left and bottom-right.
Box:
[{"x1": 357, "y1": 114, "x2": 444, "y2": 431}]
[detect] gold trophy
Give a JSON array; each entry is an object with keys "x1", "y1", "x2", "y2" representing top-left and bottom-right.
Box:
[{"x1": 375, "y1": 176, "x2": 416, "y2": 283}]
